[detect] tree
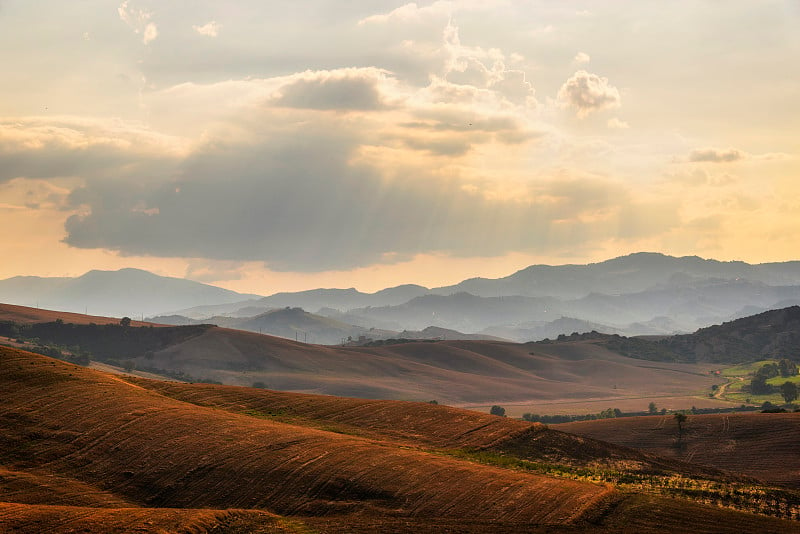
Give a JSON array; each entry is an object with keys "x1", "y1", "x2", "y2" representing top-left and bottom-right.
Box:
[
  {"x1": 490, "y1": 405, "x2": 506, "y2": 417},
  {"x1": 674, "y1": 412, "x2": 687, "y2": 440},
  {"x1": 648, "y1": 402, "x2": 657, "y2": 414},
  {"x1": 750, "y1": 375, "x2": 772, "y2": 395},
  {"x1": 756, "y1": 363, "x2": 779, "y2": 380},
  {"x1": 780, "y1": 381, "x2": 798, "y2": 404},
  {"x1": 778, "y1": 359, "x2": 799, "y2": 378},
  {"x1": 120, "y1": 317, "x2": 132, "y2": 328},
  {"x1": 252, "y1": 381, "x2": 267, "y2": 389}
]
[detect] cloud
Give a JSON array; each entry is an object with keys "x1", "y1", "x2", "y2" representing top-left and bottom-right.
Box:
[
  {"x1": 61, "y1": 112, "x2": 675, "y2": 272},
  {"x1": 358, "y1": 1, "x2": 493, "y2": 26},
  {"x1": 193, "y1": 20, "x2": 220, "y2": 38},
  {"x1": 0, "y1": 117, "x2": 186, "y2": 183},
  {"x1": 607, "y1": 117, "x2": 629, "y2": 129},
  {"x1": 118, "y1": 1, "x2": 158, "y2": 44},
  {"x1": 557, "y1": 70, "x2": 621, "y2": 118},
  {"x1": 274, "y1": 68, "x2": 391, "y2": 111},
  {"x1": 688, "y1": 147, "x2": 744, "y2": 163},
  {"x1": 574, "y1": 52, "x2": 591, "y2": 64}
]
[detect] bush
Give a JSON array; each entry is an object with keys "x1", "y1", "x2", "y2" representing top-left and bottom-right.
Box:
[
  {"x1": 778, "y1": 358, "x2": 799, "y2": 377},
  {"x1": 489, "y1": 405, "x2": 506, "y2": 417}
]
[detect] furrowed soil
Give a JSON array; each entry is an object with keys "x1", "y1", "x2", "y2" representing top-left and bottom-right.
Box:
[{"x1": 1, "y1": 346, "x2": 797, "y2": 533}]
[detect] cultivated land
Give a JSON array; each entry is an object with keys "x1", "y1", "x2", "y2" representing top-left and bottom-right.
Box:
[
  {"x1": 557, "y1": 413, "x2": 800, "y2": 489},
  {"x1": 2, "y1": 345, "x2": 799, "y2": 532},
  {"x1": 0, "y1": 302, "x2": 160, "y2": 327}
]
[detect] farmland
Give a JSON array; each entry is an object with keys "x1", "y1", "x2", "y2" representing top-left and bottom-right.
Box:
[{"x1": 2, "y1": 345, "x2": 799, "y2": 532}]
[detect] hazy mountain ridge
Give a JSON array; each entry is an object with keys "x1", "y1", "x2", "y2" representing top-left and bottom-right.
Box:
[
  {"x1": 151, "y1": 307, "x2": 505, "y2": 345},
  {"x1": 0, "y1": 268, "x2": 259, "y2": 318}
]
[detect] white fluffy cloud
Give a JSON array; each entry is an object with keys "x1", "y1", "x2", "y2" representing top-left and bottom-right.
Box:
[
  {"x1": 557, "y1": 70, "x2": 621, "y2": 118},
  {"x1": 118, "y1": 1, "x2": 158, "y2": 44},
  {"x1": 574, "y1": 52, "x2": 591, "y2": 64},
  {"x1": 193, "y1": 21, "x2": 220, "y2": 38}
]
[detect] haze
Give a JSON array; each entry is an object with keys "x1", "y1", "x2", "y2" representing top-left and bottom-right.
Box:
[{"x1": 1, "y1": 1, "x2": 798, "y2": 293}]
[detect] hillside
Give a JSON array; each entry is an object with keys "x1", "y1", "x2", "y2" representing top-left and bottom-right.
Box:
[
  {"x1": 602, "y1": 306, "x2": 800, "y2": 364},
  {"x1": 1, "y1": 346, "x2": 798, "y2": 532},
  {"x1": 556, "y1": 413, "x2": 800, "y2": 489},
  {"x1": 0, "y1": 302, "x2": 160, "y2": 327},
  {"x1": 134, "y1": 329, "x2": 723, "y2": 404},
  {"x1": 0, "y1": 303, "x2": 724, "y2": 404}
]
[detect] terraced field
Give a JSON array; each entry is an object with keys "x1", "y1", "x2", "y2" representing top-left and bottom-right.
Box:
[{"x1": 1, "y1": 346, "x2": 798, "y2": 532}]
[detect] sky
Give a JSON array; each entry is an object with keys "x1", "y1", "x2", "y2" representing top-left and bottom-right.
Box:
[{"x1": 1, "y1": 1, "x2": 798, "y2": 294}]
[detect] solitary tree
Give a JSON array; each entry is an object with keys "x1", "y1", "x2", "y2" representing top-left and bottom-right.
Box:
[
  {"x1": 780, "y1": 381, "x2": 798, "y2": 404},
  {"x1": 120, "y1": 317, "x2": 132, "y2": 327},
  {"x1": 648, "y1": 402, "x2": 657, "y2": 414},
  {"x1": 490, "y1": 405, "x2": 506, "y2": 417},
  {"x1": 674, "y1": 412, "x2": 688, "y2": 441}
]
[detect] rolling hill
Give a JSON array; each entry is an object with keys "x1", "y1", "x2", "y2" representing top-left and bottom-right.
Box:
[
  {"x1": 1, "y1": 345, "x2": 797, "y2": 532},
  {"x1": 0, "y1": 302, "x2": 733, "y2": 405}
]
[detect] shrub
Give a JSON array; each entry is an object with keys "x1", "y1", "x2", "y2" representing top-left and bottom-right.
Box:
[{"x1": 489, "y1": 405, "x2": 506, "y2": 417}]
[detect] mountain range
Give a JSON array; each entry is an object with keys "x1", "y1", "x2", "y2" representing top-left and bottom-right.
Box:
[{"x1": 4, "y1": 253, "x2": 800, "y2": 343}]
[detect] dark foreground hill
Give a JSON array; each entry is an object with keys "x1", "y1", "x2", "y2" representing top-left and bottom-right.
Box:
[{"x1": 1, "y1": 346, "x2": 798, "y2": 532}]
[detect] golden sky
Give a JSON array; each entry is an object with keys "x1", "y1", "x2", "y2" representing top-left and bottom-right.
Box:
[{"x1": 1, "y1": 1, "x2": 798, "y2": 293}]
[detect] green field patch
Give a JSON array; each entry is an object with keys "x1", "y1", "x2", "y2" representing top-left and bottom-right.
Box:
[
  {"x1": 720, "y1": 360, "x2": 777, "y2": 377},
  {"x1": 766, "y1": 374, "x2": 800, "y2": 386}
]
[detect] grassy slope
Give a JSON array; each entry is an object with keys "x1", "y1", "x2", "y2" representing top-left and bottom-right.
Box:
[{"x1": 3, "y1": 347, "x2": 798, "y2": 532}]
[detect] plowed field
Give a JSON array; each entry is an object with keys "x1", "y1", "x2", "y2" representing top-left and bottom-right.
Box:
[{"x1": 1, "y1": 346, "x2": 797, "y2": 533}]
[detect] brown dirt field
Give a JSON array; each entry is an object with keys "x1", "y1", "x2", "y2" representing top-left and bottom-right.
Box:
[
  {"x1": 0, "y1": 466, "x2": 133, "y2": 507},
  {"x1": 0, "y1": 346, "x2": 617, "y2": 524},
  {"x1": 2, "y1": 346, "x2": 797, "y2": 533},
  {"x1": 0, "y1": 503, "x2": 289, "y2": 533},
  {"x1": 0, "y1": 302, "x2": 160, "y2": 327},
  {"x1": 556, "y1": 413, "x2": 800, "y2": 488},
  {"x1": 127, "y1": 379, "x2": 744, "y2": 481}
]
